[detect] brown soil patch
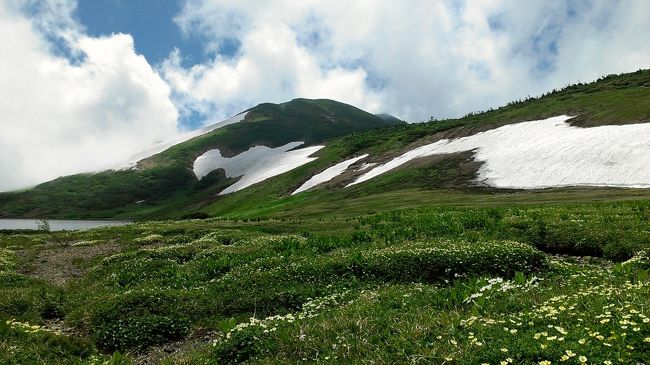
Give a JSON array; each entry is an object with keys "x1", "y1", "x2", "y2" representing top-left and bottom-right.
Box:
[
  {"x1": 131, "y1": 328, "x2": 219, "y2": 365},
  {"x1": 18, "y1": 242, "x2": 122, "y2": 286}
]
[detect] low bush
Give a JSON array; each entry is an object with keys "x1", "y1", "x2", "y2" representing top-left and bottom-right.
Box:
[
  {"x1": 359, "y1": 204, "x2": 650, "y2": 260},
  {"x1": 90, "y1": 291, "x2": 190, "y2": 350},
  {"x1": 180, "y1": 212, "x2": 211, "y2": 220},
  {"x1": 212, "y1": 325, "x2": 274, "y2": 364},
  {"x1": 362, "y1": 240, "x2": 546, "y2": 281},
  {"x1": 0, "y1": 274, "x2": 65, "y2": 323},
  {"x1": 208, "y1": 239, "x2": 546, "y2": 316},
  {"x1": 1, "y1": 317, "x2": 97, "y2": 364},
  {"x1": 623, "y1": 249, "x2": 650, "y2": 270}
]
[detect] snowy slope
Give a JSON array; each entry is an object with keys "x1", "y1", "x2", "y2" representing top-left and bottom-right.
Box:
[
  {"x1": 292, "y1": 154, "x2": 368, "y2": 195},
  {"x1": 350, "y1": 115, "x2": 650, "y2": 189},
  {"x1": 355, "y1": 162, "x2": 377, "y2": 171},
  {"x1": 193, "y1": 142, "x2": 324, "y2": 195},
  {"x1": 121, "y1": 112, "x2": 248, "y2": 168}
]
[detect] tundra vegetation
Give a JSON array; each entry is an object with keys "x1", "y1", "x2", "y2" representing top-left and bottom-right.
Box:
[
  {"x1": 2, "y1": 70, "x2": 650, "y2": 363},
  {"x1": 1, "y1": 202, "x2": 649, "y2": 364}
]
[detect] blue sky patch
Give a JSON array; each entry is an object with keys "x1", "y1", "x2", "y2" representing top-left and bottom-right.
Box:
[{"x1": 75, "y1": 0, "x2": 215, "y2": 67}]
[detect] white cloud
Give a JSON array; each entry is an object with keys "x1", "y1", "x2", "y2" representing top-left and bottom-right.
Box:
[
  {"x1": 169, "y1": 0, "x2": 650, "y2": 121},
  {"x1": 0, "y1": 1, "x2": 179, "y2": 191},
  {"x1": 162, "y1": 17, "x2": 382, "y2": 122}
]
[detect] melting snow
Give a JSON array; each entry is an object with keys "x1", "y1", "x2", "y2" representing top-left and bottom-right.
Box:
[
  {"x1": 121, "y1": 112, "x2": 248, "y2": 168},
  {"x1": 349, "y1": 115, "x2": 650, "y2": 189},
  {"x1": 292, "y1": 154, "x2": 368, "y2": 195},
  {"x1": 193, "y1": 142, "x2": 324, "y2": 195},
  {"x1": 355, "y1": 162, "x2": 377, "y2": 171}
]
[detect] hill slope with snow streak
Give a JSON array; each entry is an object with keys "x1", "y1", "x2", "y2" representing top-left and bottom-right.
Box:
[
  {"x1": 122, "y1": 112, "x2": 248, "y2": 168},
  {"x1": 292, "y1": 154, "x2": 369, "y2": 195},
  {"x1": 193, "y1": 142, "x2": 324, "y2": 195},
  {"x1": 350, "y1": 115, "x2": 650, "y2": 189},
  {"x1": 4, "y1": 71, "x2": 650, "y2": 219}
]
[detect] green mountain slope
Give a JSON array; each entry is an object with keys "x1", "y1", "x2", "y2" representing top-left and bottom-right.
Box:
[
  {"x1": 0, "y1": 99, "x2": 401, "y2": 219},
  {"x1": 142, "y1": 98, "x2": 405, "y2": 169},
  {"x1": 1, "y1": 69, "x2": 649, "y2": 220},
  {"x1": 189, "y1": 69, "x2": 650, "y2": 218}
]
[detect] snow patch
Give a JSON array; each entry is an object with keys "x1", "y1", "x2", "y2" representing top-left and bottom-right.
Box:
[
  {"x1": 349, "y1": 115, "x2": 650, "y2": 189},
  {"x1": 193, "y1": 142, "x2": 324, "y2": 195},
  {"x1": 292, "y1": 154, "x2": 369, "y2": 195},
  {"x1": 121, "y1": 112, "x2": 248, "y2": 168},
  {"x1": 355, "y1": 162, "x2": 377, "y2": 171}
]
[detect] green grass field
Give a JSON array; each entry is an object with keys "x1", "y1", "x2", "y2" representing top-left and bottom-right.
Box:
[{"x1": 1, "y1": 201, "x2": 649, "y2": 363}]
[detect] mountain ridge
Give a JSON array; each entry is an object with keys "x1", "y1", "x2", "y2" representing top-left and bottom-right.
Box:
[
  {"x1": 1, "y1": 70, "x2": 649, "y2": 219},
  {"x1": 0, "y1": 98, "x2": 402, "y2": 218},
  {"x1": 188, "y1": 69, "x2": 650, "y2": 218}
]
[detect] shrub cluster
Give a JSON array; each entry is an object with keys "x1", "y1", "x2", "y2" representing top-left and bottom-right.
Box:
[
  {"x1": 358, "y1": 205, "x2": 650, "y2": 260},
  {"x1": 209, "y1": 240, "x2": 546, "y2": 316},
  {"x1": 90, "y1": 291, "x2": 190, "y2": 350}
]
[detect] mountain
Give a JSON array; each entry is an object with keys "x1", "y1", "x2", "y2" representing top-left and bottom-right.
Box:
[
  {"x1": 0, "y1": 99, "x2": 402, "y2": 219},
  {"x1": 186, "y1": 69, "x2": 650, "y2": 218},
  {"x1": 374, "y1": 113, "x2": 404, "y2": 125},
  {"x1": 1, "y1": 70, "x2": 650, "y2": 219}
]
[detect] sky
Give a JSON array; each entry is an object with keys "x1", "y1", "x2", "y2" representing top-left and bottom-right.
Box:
[{"x1": 1, "y1": 0, "x2": 649, "y2": 192}]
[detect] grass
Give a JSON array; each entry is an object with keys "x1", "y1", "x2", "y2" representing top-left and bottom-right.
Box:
[
  {"x1": 1, "y1": 201, "x2": 649, "y2": 363},
  {"x1": 195, "y1": 263, "x2": 650, "y2": 364}
]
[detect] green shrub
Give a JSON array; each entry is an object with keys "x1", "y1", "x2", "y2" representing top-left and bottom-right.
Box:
[
  {"x1": 90, "y1": 291, "x2": 190, "y2": 350},
  {"x1": 0, "y1": 318, "x2": 97, "y2": 364},
  {"x1": 361, "y1": 240, "x2": 546, "y2": 281},
  {"x1": 0, "y1": 271, "x2": 29, "y2": 287},
  {"x1": 38, "y1": 289, "x2": 65, "y2": 319},
  {"x1": 212, "y1": 326, "x2": 274, "y2": 364},
  {"x1": 208, "y1": 239, "x2": 546, "y2": 317},
  {"x1": 603, "y1": 241, "x2": 639, "y2": 261},
  {"x1": 0, "y1": 248, "x2": 16, "y2": 272},
  {"x1": 0, "y1": 280, "x2": 65, "y2": 323},
  {"x1": 180, "y1": 212, "x2": 210, "y2": 220},
  {"x1": 359, "y1": 205, "x2": 650, "y2": 260},
  {"x1": 43, "y1": 333, "x2": 96, "y2": 358}
]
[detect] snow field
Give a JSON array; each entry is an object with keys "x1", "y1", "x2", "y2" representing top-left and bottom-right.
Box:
[
  {"x1": 292, "y1": 154, "x2": 369, "y2": 195},
  {"x1": 349, "y1": 116, "x2": 650, "y2": 189},
  {"x1": 193, "y1": 142, "x2": 324, "y2": 195}
]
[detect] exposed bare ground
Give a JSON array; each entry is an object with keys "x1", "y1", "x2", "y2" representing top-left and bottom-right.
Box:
[
  {"x1": 17, "y1": 241, "x2": 122, "y2": 286},
  {"x1": 131, "y1": 328, "x2": 219, "y2": 365}
]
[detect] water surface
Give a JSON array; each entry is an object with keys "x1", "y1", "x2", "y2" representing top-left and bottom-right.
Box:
[{"x1": 0, "y1": 219, "x2": 130, "y2": 231}]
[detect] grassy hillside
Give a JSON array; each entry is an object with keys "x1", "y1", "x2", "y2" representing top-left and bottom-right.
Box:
[
  {"x1": 185, "y1": 69, "x2": 650, "y2": 218},
  {"x1": 143, "y1": 98, "x2": 403, "y2": 168},
  {"x1": 0, "y1": 99, "x2": 401, "y2": 219},
  {"x1": 1, "y1": 70, "x2": 649, "y2": 220},
  {"x1": 324, "y1": 69, "x2": 650, "y2": 159},
  {"x1": 1, "y1": 201, "x2": 649, "y2": 363}
]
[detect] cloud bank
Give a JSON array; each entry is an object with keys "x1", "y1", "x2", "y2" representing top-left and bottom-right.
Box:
[
  {"x1": 0, "y1": 1, "x2": 178, "y2": 191},
  {"x1": 168, "y1": 0, "x2": 650, "y2": 121},
  {"x1": 1, "y1": 0, "x2": 649, "y2": 191}
]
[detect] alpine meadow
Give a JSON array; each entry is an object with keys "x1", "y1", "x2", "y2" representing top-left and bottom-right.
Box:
[{"x1": 2, "y1": 1, "x2": 650, "y2": 364}]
